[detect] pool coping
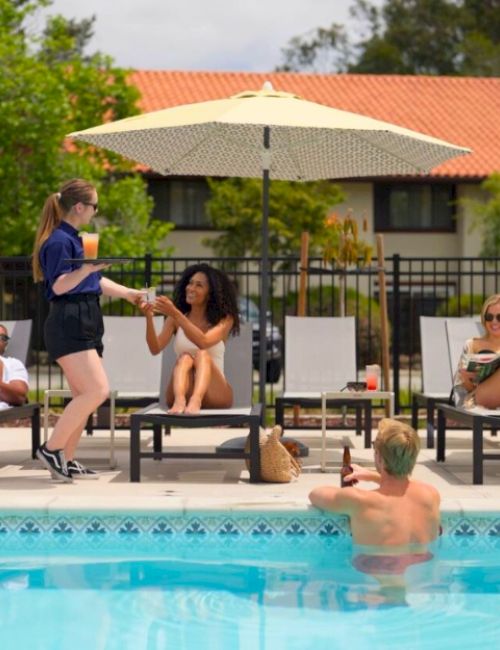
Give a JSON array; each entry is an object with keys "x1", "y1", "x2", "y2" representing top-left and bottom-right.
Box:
[{"x1": 0, "y1": 495, "x2": 498, "y2": 516}]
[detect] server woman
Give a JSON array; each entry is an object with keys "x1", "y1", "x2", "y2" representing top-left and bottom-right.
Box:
[{"x1": 32, "y1": 178, "x2": 141, "y2": 482}]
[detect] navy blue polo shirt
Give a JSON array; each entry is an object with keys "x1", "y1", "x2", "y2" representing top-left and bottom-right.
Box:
[{"x1": 40, "y1": 221, "x2": 102, "y2": 301}]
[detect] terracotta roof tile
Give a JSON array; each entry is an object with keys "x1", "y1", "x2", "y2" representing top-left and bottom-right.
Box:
[{"x1": 129, "y1": 70, "x2": 500, "y2": 179}]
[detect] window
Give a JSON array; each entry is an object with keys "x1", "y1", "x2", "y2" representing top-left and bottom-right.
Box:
[
  {"x1": 374, "y1": 183, "x2": 456, "y2": 232},
  {"x1": 147, "y1": 178, "x2": 211, "y2": 229}
]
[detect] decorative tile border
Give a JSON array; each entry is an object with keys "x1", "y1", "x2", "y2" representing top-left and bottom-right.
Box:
[
  {"x1": 0, "y1": 510, "x2": 499, "y2": 553},
  {"x1": 0, "y1": 510, "x2": 350, "y2": 554}
]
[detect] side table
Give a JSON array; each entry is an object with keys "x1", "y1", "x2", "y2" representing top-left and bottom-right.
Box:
[{"x1": 320, "y1": 390, "x2": 395, "y2": 472}]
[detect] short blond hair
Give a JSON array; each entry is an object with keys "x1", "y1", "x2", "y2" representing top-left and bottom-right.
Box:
[{"x1": 374, "y1": 418, "x2": 420, "y2": 477}]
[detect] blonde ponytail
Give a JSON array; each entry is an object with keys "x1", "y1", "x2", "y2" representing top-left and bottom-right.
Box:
[
  {"x1": 32, "y1": 179, "x2": 96, "y2": 282},
  {"x1": 32, "y1": 194, "x2": 63, "y2": 282}
]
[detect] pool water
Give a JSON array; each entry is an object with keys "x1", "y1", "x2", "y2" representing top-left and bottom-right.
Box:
[{"x1": 1, "y1": 522, "x2": 500, "y2": 650}]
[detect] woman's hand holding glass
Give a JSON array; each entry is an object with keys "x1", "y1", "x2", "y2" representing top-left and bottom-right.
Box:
[{"x1": 153, "y1": 295, "x2": 177, "y2": 317}]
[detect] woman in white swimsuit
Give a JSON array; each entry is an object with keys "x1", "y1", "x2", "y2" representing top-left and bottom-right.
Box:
[{"x1": 137, "y1": 264, "x2": 240, "y2": 414}]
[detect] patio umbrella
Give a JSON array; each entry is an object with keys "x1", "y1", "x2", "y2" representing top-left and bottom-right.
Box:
[{"x1": 68, "y1": 82, "x2": 471, "y2": 405}]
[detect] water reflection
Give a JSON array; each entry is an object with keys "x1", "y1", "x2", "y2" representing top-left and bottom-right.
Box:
[{"x1": 1, "y1": 537, "x2": 500, "y2": 650}]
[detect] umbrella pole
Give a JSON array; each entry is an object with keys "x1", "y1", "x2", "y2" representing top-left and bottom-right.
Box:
[
  {"x1": 293, "y1": 231, "x2": 310, "y2": 426},
  {"x1": 259, "y1": 127, "x2": 271, "y2": 411}
]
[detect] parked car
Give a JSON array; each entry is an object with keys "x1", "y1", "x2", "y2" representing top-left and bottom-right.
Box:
[{"x1": 238, "y1": 296, "x2": 282, "y2": 383}]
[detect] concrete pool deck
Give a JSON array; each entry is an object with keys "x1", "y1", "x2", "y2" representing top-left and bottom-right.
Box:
[{"x1": 0, "y1": 425, "x2": 499, "y2": 513}]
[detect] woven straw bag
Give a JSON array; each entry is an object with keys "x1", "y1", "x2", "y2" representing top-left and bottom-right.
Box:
[{"x1": 245, "y1": 425, "x2": 301, "y2": 483}]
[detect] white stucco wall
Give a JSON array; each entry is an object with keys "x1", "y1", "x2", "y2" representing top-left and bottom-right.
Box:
[
  {"x1": 160, "y1": 180, "x2": 485, "y2": 260},
  {"x1": 163, "y1": 230, "x2": 217, "y2": 258},
  {"x1": 336, "y1": 181, "x2": 483, "y2": 259}
]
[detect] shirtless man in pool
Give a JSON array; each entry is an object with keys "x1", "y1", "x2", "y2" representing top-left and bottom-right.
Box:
[{"x1": 309, "y1": 419, "x2": 441, "y2": 577}]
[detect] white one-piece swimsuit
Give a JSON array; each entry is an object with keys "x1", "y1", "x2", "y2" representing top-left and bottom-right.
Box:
[{"x1": 173, "y1": 326, "x2": 225, "y2": 374}]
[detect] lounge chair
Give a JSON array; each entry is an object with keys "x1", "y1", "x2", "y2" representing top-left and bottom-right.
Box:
[
  {"x1": 274, "y1": 316, "x2": 377, "y2": 448},
  {"x1": 129, "y1": 322, "x2": 262, "y2": 482},
  {"x1": 411, "y1": 316, "x2": 480, "y2": 448},
  {"x1": 2, "y1": 319, "x2": 32, "y2": 366},
  {"x1": 101, "y1": 314, "x2": 163, "y2": 406},
  {"x1": 445, "y1": 317, "x2": 483, "y2": 374},
  {"x1": 436, "y1": 317, "x2": 500, "y2": 484},
  {"x1": 0, "y1": 319, "x2": 40, "y2": 458}
]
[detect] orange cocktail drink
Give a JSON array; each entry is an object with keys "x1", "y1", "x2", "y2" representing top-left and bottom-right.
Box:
[{"x1": 81, "y1": 233, "x2": 99, "y2": 259}]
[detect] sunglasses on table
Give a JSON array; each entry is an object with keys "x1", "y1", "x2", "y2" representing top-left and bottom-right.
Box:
[
  {"x1": 0, "y1": 334, "x2": 10, "y2": 342},
  {"x1": 485, "y1": 313, "x2": 500, "y2": 323}
]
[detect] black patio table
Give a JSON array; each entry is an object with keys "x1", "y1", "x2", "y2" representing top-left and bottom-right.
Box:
[{"x1": 437, "y1": 403, "x2": 500, "y2": 484}]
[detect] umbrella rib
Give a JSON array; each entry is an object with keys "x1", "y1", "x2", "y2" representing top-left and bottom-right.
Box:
[
  {"x1": 162, "y1": 127, "x2": 219, "y2": 173},
  {"x1": 163, "y1": 123, "x2": 266, "y2": 173},
  {"x1": 349, "y1": 130, "x2": 433, "y2": 173}
]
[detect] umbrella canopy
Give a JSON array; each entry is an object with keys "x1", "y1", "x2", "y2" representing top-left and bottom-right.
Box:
[
  {"x1": 69, "y1": 83, "x2": 471, "y2": 405},
  {"x1": 70, "y1": 85, "x2": 470, "y2": 179}
]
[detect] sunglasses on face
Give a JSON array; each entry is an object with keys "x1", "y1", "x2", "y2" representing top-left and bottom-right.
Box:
[
  {"x1": 0, "y1": 334, "x2": 10, "y2": 342},
  {"x1": 485, "y1": 313, "x2": 500, "y2": 323},
  {"x1": 83, "y1": 202, "x2": 98, "y2": 213}
]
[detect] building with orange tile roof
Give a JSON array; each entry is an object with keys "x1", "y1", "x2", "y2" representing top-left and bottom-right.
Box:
[{"x1": 127, "y1": 70, "x2": 500, "y2": 259}]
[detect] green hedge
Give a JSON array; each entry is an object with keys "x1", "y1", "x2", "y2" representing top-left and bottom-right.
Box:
[{"x1": 436, "y1": 295, "x2": 484, "y2": 317}]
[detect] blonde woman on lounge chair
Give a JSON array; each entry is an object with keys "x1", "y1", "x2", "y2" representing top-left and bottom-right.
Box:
[
  {"x1": 453, "y1": 294, "x2": 500, "y2": 409},
  {"x1": 137, "y1": 264, "x2": 240, "y2": 415}
]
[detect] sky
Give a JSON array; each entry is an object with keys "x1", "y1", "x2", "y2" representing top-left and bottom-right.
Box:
[{"x1": 38, "y1": 0, "x2": 359, "y2": 72}]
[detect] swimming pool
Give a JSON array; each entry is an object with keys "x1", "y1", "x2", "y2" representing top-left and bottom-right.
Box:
[{"x1": 1, "y1": 510, "x2": 499, "y2": 649}]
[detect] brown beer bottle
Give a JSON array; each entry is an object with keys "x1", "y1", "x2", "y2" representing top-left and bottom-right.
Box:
[{"x1": 340, "y1": 445, "x2": 357, "y2": 487}]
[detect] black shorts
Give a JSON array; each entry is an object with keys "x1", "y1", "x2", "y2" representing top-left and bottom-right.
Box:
[{"x1": 45, "y1": 294, "x2": 104, "y2": 362}]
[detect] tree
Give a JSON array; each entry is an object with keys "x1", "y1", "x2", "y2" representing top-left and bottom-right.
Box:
[
  {"x1": 464, "y1": 172, "x2": 500, "y2": 258},
  {"x1": 277, "y1": 0, "x2": 500, "y2": 76},
  {"x1": 277, "y1": 24, "x2": 351, "y2": 74},
  {"x1": 203, "y1": 177, "x2": 345, "y2": 259},
  {"x1": 91, "y1": 175, "x2": 174, "y2": 259},
  {"x1": 0, "y1": 0, "x2": 173, "y2": 256}
]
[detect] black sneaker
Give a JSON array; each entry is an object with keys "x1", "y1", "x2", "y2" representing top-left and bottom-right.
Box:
[
  {"x1": 67, "y1": 460, "x2": 99, "y2": 480},
  {"x1": 36, "y1": 443, "x2": 72, "y2": 483}
]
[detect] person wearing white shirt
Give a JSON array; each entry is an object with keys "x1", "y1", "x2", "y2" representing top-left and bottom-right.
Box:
[{"x1": 0, "y1": 323, "x2": 29, "y2": 411}]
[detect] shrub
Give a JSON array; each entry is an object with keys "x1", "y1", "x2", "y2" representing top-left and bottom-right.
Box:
[{"x1": 436, "y1": 295, "x2": 484, "y2": 317}]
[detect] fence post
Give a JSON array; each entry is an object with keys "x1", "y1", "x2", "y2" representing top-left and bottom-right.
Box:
[{"x1": 392, "y1": 254, "x2": 401, "y2": 413}]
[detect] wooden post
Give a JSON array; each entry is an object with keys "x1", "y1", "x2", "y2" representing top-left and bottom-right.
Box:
[
  {"x1": 376, "y1": 234, "x2": 391, "y2": 416},
  {"x1": 293, "y1": 232, "x2": 310, "y2": 426}
]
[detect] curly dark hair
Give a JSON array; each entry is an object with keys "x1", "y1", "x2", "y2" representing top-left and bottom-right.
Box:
[{"x1": 173, "y1": 264, "x2": 240, "y2": 335}]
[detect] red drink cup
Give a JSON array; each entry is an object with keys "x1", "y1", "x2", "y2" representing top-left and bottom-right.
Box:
[{"x1": 365, "y1": 364, "x2": 380, "y2": 390}]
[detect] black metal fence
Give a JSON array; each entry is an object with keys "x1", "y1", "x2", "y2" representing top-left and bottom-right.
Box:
[{"x1": 2, "y1": 254, "x2": 500, "y2": 413}]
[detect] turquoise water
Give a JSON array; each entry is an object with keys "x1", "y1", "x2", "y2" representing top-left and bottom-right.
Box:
[{"x1": 1, "y1": 520, "x2": 500, "y2": 650}]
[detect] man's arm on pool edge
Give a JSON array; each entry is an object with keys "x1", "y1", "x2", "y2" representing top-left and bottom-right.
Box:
[{"x1": 309, "y1": 465, "x2": 380, "y2": 514}]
